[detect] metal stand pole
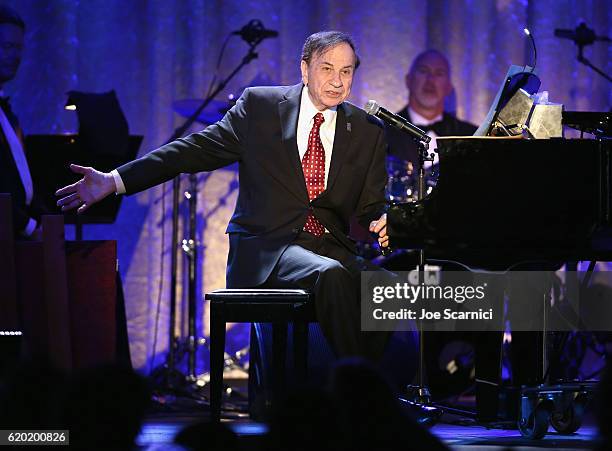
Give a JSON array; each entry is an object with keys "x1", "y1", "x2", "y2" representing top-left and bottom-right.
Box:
[
  {"x1": 152, "y1": 42, "x2": 262, "y2": 393},
  {"x1": 414, "y1": 140, "x2": 432, "y2": 404},
  {"x1": 185, "y1": 174, "x2": 198, "y2": 381},
  {"x1": 576, "y1": 43, "x2": 612, "y2": 83}
]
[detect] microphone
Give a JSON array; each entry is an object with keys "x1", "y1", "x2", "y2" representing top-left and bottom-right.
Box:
[
  {"x1": 364, "y1": 100, "x2": 431, "y2": 143},
  {"x1": 554, "y1": 22, "x2": 611, "y2": 46},
  {"x1": 232, "y1": 19, "x2": 278, "y2": 45}
]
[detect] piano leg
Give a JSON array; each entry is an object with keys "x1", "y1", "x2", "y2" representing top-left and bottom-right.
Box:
[
  {"x1": 474, "y1": 331, "x2": 504, "y2": 422},
  {"x1": 507, "y1": 268, "x2": 556, "y2": 387}
]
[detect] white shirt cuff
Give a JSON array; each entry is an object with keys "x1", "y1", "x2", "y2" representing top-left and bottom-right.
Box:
[
  {"x1": 111, "y1": 169, "x2": 126, "y2": 194},
  {"x1": 23, "y1": 218, "x2": 37, "y2": 237}
]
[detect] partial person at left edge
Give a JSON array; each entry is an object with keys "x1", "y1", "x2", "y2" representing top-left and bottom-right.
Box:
[{"x1": 0, "y1": 5, "x2": 45, "y2": 239}]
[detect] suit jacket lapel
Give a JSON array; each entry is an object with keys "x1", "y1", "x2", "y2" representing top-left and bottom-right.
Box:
[
  {"x1": 438, "y1": 113, "x2": 455, "y2": 136},
  {"x1": 324, "y1": 103, "x2": 352, "y2": 195},
  {"x1": 278, "y1": 84, "x2": 308, "y2": 202}
]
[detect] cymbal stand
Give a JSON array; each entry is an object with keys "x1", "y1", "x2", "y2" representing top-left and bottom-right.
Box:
[
  {"x1": 184, "y1": 173, "x2": 198, "y2": 381},
  {"x1": 152, "y1": 40, "x2": 263, "y2": 394}
]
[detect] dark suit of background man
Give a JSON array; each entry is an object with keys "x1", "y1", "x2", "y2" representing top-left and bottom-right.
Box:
[
  {"x1": 387, "y1": 49, "x2": 477, "y2": 168},
  {"x1": 0, "y1": 5, "x2": 44, "y2": 238},
  {"x1": 57, "y1": 31, "x2": 391, "y2": 361}
]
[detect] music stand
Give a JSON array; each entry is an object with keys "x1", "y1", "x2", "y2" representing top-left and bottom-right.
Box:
[
  {"x1": 474, "y1": 65, "x2": 540, "y2": 137},
  {"x1": 26, "y1": 90, "x2": 142, "y2": 238}
]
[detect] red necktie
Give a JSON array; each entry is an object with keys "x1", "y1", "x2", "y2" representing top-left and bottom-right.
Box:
[{"x1": 301, "y1": 112, "x2": 326, "y2": 237}]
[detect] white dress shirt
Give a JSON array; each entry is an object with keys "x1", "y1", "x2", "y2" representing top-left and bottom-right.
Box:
[{"x1": 297, "y1": 86, "x2": 337, "y2": 187}]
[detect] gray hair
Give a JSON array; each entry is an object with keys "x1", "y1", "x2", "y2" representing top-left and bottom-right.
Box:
[{"x1": 301, "y1": 31, "x2": 360, "y2": 70}]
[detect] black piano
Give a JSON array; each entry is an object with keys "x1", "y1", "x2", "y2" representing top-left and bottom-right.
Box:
[
  {"x1": 385, "y1": 66, "x2": 612, "y2": 269},
  {"x1": 383, "y1": 103, "x2": 612, "y2": 436},
  {"x1": 387, "y1": 135, "x2": 612, "y2": 269}
]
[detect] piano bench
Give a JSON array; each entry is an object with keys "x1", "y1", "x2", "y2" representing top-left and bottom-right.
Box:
[{"x1": 205, "y1": 288, "x2": 315, "y2": 422}]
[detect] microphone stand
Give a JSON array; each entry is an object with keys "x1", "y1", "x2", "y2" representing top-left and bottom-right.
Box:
[
  {"x1": 153, "y1": 40, "x2": 262, "y2": 396},
  {"x1": 576, "y1": 43, "x2": 612, "y2": 83},
  {"x1": 404, "y1": 137, "x2": 443, "y2": 423},
  {"x1": 409, "y1": 142, "x2": 479, "y2": 423},
  {"x1": 558, "y1": 23, "x2": 612, "y2": 83}
]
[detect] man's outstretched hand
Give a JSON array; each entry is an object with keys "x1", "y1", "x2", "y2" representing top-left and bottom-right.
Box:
[{"x1": 55, "y1": 164, "x2": 116, "y2": 214}]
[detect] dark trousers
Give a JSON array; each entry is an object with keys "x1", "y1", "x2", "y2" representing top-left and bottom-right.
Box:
[{"x1": 261, "y1": 231, "x2": 391, "y2": 361}]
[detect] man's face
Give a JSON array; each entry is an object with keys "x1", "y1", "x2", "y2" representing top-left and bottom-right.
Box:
[
  {"x1": 406, "y1": 52, "x2": 451, "y2": 113},
  {"x1": 0, "y1": 24, "x2": 24, "y2": 85},
  {"x1": 300, "y1": 42, "x2": 355, "y2": 110}
]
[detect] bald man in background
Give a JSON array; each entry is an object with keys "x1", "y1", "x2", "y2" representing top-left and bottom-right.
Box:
[{"x1": 387, "y1": 49, "x2": 476, "y2": 169}]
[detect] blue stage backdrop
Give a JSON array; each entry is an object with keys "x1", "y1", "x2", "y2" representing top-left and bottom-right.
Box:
[{"x1": 6, "y1": 0, "x2": 611, "y2": 373}]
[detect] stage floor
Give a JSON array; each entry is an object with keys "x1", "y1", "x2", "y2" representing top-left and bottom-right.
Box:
[
  {"x1": 435, "y1": 423, "x2": 597, "y2": 449},
  {"x1": 136, "y1": 414, "x2": 598, "y2": 450},
  {"x1": 136, "y1": 378, "x2": 600, "y2": 449}
]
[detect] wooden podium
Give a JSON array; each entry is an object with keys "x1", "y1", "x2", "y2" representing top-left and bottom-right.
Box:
[{"x1": 0, "y1": 193, "x2": 123, "y2": 370}]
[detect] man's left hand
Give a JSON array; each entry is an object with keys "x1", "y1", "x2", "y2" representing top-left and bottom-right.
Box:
[{"x1": 369, "y1": 213, "x2": 389, "y2": 248}]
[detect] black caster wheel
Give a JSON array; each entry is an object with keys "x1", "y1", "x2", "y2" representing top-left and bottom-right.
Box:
[
  {"x1": 518, "y1": 406, "x2": 550, "y2": 439},
  {"x1": 551, "y1": 399, "x2": 585, "y2": 434}
]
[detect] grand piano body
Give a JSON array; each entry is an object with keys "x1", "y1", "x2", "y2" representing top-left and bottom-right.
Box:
[
  {"x1": 384, "y1": 133, "x2": 612, "y2": 437},
  {"x1": 383, "y1": 65, "x2": 611, "y2": 436},
  {"x1": 387, "y1": 135, "x2": 612, "y2": 269}
]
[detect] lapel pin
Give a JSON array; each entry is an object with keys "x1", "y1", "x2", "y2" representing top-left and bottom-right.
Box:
[{"x1": 346, "y1": 122, "x2": 351, "y2": 132}]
